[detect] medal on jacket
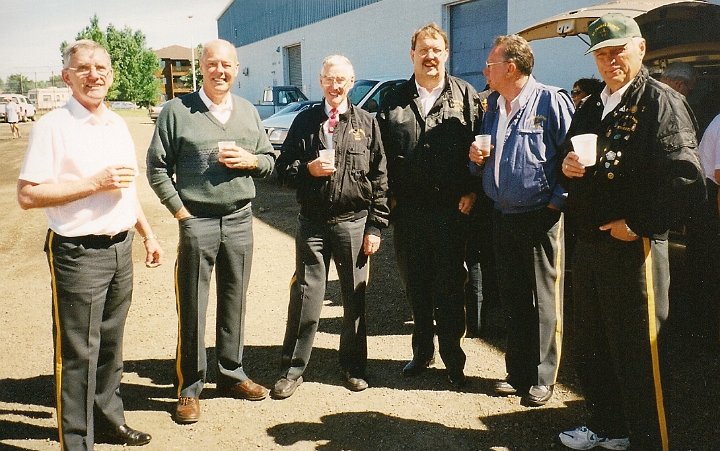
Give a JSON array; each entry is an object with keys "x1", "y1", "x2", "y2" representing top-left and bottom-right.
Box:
[{"x1": 350, "y1": 128, "x2": 366, "y2": 141}]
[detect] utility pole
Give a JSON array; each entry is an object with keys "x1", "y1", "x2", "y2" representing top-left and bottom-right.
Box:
[{"x1": 188, "y1": 15, "x2": 197, "y2": 92}]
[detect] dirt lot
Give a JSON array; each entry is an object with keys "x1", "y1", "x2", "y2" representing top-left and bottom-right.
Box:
[{"x1": 0, "y1": 113, "x2": 718, "y2": 450}]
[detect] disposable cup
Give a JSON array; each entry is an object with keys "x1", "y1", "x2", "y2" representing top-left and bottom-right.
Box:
[
  {"x1": 570, "y1": 133, "x2": 598, "y2": 167},
  {"x1": 475, "y1": 134, "x2": 492, "y2": 157},
  {"x1": 218, "y1": 141, "x2": 236, "y2": 163},
  {"x1": 318, "y1": 149, "x2": 335, "y2": 167}
]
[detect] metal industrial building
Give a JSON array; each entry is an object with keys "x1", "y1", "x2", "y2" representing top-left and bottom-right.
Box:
[{"x1": 217, "y1": 0, "x2": 604, "y2": 102}]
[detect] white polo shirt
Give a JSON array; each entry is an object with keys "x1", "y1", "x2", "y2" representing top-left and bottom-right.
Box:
[{"x1": 19, "y1": 96, "x2": 139, "y2": 237}]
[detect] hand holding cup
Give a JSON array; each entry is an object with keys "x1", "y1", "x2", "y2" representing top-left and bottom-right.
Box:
[{"x1": 469, "y1": 134, "x2": 492, "y2": 164}]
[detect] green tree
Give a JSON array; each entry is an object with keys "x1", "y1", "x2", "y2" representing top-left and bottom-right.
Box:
[
  {"x1": 179, "y1": 44, "x2": 204, "y2": 89},
  {"x1": 0, "y1": 78, "x2": 4, "y2": 92},
  {"x1": 5, "y1": 73, "x2": 32, "y2": 94},
  {"x1": 60, "y1": 15, "x2": 161, "y2": 106}
]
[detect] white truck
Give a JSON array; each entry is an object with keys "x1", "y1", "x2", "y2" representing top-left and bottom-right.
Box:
[{"x1": 0, "y1": 94, "x2": 37, "y2": 122}]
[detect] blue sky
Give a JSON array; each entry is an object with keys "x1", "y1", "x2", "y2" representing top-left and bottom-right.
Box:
[{"x1": 2, "y1": 0, "x2": 232, "y2": 81}]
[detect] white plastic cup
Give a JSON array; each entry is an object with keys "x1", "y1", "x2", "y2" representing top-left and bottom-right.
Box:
[
  {"x1": 475, "y1": 134, "x2": 492, "y2": 157},
  {"x1": 218, "y1": 141, "x2": 235, "y2": 163},
  {"x1": 318, "y1": 149, "x2": 335, "y2": 167},
  {"x1": 570, "y1": 133, "x2": 598, "y2": 167}
]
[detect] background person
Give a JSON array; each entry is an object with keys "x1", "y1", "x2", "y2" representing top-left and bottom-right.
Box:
[
  {"x1": 558, "y1": 14, "x2": 703, "y2": 451},
  {"x1": 570, "y1": 78, "x2": 603, "y2": 109},
  {"x1": 6, "y1": 97, "x2": 22, "y2": 138},
  {"x1": 17, "y1": 39, "x2": 161, "y2": 450},
  {"x1": 658, "y1": 61, "x2": 696, "y2": 98},
  {"x1": 377, "y1": 22, "x2": 481, "y2": 388},
  {"x1": 271, "y1": 55, "x2": 389, "y2": 399},
  {"x1": 470, "y1": 34, "x2": 573, "y2": 408},
  {"x1": 146, "y1": 39, "x2": 276, "y2": 424}
]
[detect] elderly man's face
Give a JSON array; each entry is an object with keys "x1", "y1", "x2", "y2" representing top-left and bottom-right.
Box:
[
  {"x1": 593, "y1": 39, "x2": 645, "y2": 93},
  {"x1": 61, "y1": 48, "x2": 113, "y2": 111},
  {"x1": 320, "y1": 62, "x2": 354, "y2": 108},
  {"x1": 201, "y1": 41, "x2": 239, "y2": 100}
]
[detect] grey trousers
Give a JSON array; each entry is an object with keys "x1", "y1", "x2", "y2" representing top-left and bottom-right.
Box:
[
  {"x1": 494, "y1": 208, "x2": 565, "y2": 389},
  {"x1": 45, "y1": 230, "x2": 134, "y2": 451},
  {"x1": 175, "y1": 204, "x2": 254, "y2": 398},
  {"x1": 280, "y1": 214, "x2": 369, "y2": 380}
]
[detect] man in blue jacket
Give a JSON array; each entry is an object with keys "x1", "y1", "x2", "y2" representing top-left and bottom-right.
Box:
[{"x1": 470, "y1": 34, "x2": 573, "y2": 406}]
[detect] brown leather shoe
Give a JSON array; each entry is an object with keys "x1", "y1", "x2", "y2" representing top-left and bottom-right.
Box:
[
  {"x1": 174, "y1": 397, "x2": 200, "y2": 424},
  {"x1": 218, "y1": 379, "x2": 269, "y2": 401}
]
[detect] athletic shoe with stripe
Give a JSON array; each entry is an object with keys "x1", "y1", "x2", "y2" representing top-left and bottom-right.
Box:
[{"x1": 559, "y1": 426, "x2": 630, "y2": 450}]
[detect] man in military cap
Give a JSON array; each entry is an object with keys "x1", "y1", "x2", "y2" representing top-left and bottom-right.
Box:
[{"x1": 558, "y1": 13, "x2": 703, "y2": 451}]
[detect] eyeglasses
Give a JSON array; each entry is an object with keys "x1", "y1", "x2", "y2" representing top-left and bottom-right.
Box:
[
  {"x1": 415, "y1": 47, "x2": 447, "y2": 58},
  {"x1": 570, "y1": 89, "x2": 584, "y2": 96},
  {"x1": 67, "y1": 65, "x2": 112, "y2": 78},
  {"x1": 485, "y1": 60, "x2": 509, "y2": 68},
  {"x1": 320, "y1": 76, "x2": 352, "y2": 87}
]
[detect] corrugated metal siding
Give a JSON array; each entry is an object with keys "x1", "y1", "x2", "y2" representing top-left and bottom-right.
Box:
[
  {"x1": 449, "y1": 0, "x2": 507, "y2": 91},
  {"x1": 218, "y1": 0, "x2": 382, "y2": 46}
]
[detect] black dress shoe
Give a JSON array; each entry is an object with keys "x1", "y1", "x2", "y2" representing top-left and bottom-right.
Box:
[
  {"x1": 522, "y1": 384, "x2": 554, "y2": 407},
  {"x1": 271, "y1": 376, "x2": 303, "y2": 399},
  {"x1": 402, "y1": 357, "x2": 434, "y2": 377},
  {"x1": 343, "y1": 372, "x2": 369, "y2": 392},
  {"x1": 447, "y1": 369, "x2": 466, "y2": 388},
  {"x1": 98, "y1": 424, "x2": 151, "y2": 446}
]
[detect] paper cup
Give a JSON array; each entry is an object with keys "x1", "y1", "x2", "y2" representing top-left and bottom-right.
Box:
[
  {"x1": 570, "y1": 133, "x2": 598, "y2": 167},
  {"x1": 318, "y1": 149, "x2": 335, "y2": 167},
  {"x1": 475, "y1": 134, "x2": 492, "y2": 157}
]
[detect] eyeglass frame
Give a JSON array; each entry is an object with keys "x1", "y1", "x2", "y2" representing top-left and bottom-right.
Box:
[
  {"x1": 320, "y1": 76, "x2": 353, "y2": 87},
  {"x1": 485, "y1": 60, "x2": 510, "y2": 68},
  {"x1": 66, "y1": 65, "x2": 113, "y2": 78}
]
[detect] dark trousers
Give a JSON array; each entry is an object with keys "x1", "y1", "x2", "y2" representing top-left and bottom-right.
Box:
[
  {"x1": 280, "y1": 215, "x2": 369, "y2": 380},
  {"x1": 175, "y1": 204, "x2": 254, "y2": 398},
  {"x1": 45, "y1": 230, "x2": 134, "y2": 451},
  {"x1": 686, "y1": 180, "x2": 720, "y2": 341},
  {"x1": 464, "y1": 194, "x2": 499, "y2": 336},
  {"x1": 393, "y1": 204, "x2": 467, "y2": 371},
  {"x1": 573, "y1": 235, "x2": 670, "y2": 450},
  {"x1": 494, "y1": 208, "x2": 564, "y2": 389}
]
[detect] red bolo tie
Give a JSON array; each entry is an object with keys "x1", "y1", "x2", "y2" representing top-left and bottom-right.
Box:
[{"x1": 328, "y1": 108, "x2": 338, "y2": 133}]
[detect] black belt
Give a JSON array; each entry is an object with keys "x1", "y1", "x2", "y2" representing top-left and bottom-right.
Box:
[{"x1": 53, "y1": 230, "x2": 129, "y2": 248}]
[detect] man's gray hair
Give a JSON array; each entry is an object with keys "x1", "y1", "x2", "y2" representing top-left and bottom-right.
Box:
[
  {"x1": 494, "y1": 34, "x2": 534, "y2": 76},
  {"x1": 662, "y1": 62, "x2": 695, "y2": 83},
  {"x1": 320, "y1": 55, "x2": 355, "y2": 77},
  {"x1": 63, "y1": 40, "x2": 111, "y2": 69}
]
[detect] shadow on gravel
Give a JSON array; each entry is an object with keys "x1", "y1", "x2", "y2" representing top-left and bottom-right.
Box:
[{"x1": 267, "y1": 404, "x2": 586, "y2": 451}]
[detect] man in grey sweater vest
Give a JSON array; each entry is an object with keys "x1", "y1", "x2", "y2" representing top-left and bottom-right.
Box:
[{"x1": 147, "y1": 39, "x2": 276, "y2": 424}]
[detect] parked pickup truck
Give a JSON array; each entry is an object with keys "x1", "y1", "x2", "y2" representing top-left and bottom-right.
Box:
[
  {"x1": 254, "y1": 86, "x2": 308, "y2": 119},
  {"x1": 0, "y1": 94, "x2": 37, "y2": 122}
]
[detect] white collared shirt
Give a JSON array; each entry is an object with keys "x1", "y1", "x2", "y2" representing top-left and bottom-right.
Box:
[
  {"x1": 323, "y1": 100, "x2": 349, "y2": 149},
  {"x1": 18, "y1": 96, "x2": 139, "y2": 236},
  {"x1": 200, "y1": 87, "x2": 233, "y2": 124},
  {"x1": 494, "y1": 76, "x2": 534, "y2": 187},
  {"x1": 415, "y1": 78, "x2": 445, "y2": 117},
  {"x1": 600, "y1": 81, "x2": 633, "y2": 119}
]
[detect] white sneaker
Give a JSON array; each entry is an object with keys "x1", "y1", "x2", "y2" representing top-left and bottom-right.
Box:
[{"x1": 559, "y1": 426, "x2": 630, "y2": 450}]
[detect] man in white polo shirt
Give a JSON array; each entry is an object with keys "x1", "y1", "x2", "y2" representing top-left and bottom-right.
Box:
[{"x1": 17, "y1": 39, "x2": 162, "y2": 450}]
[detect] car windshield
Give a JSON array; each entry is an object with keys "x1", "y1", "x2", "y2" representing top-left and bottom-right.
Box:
[
  {"x1": 273, "y1": 102, "x2": 306, "y2": 116},
  {"x1": 348, "y1": 80, "x2": 378, "y2": 106}
]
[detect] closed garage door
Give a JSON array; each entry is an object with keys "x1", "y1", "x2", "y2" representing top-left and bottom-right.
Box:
[
  {"x1": 286, "y1": 44, "x2": 303, "y2": 88},
  {"x1": 448, "y1": 0, "x2": 507, "y2": 90}
]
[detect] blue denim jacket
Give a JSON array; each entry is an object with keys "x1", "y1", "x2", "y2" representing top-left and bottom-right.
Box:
[{"x1": 474, "y1": 76, "x2": 574, "y2": 214}]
